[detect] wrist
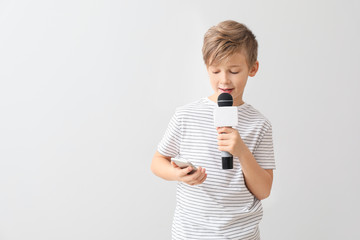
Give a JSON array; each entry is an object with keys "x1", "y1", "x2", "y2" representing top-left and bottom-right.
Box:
[
  {"x1": 235, "y1": 141, "x2": 250, "y2": 160},
  {"x1": 170, "y1": 165, "x2": 180, "y2": 182}
]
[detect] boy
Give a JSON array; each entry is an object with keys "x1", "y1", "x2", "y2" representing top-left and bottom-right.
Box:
[{"x1": 151, "y1": 20, "x2": 276, "y2": 240}]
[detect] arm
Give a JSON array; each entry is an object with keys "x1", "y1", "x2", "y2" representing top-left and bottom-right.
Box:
[
  {"x1": 150, "y1": 151, "x2": 207, "y2": 185},
  {"x1": 236, "y1": 146, "x2": 273, "y2": 200},
  {"x1": 150, "y1": 151, "x2": 178, "y2": 181},
  {"x1": 217, "y1": 127, "x2": 274, "y2": 200}
]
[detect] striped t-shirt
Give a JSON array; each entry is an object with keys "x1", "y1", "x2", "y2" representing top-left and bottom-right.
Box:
[{"x1": 157, "y1": 97, "x2": 276, "y2": 240}]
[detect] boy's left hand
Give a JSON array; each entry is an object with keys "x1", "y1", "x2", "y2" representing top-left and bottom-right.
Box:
[{"x1": 216, "y1": 127, "x2": 243, "y2": 158}]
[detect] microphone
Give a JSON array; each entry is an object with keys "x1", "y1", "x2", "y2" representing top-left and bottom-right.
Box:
[{"x1": 217, "y1": 93, "x2": 234, "y2": 169}]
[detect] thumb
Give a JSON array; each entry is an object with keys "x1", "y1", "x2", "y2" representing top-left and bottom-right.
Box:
[
  {"x1": 184, "y1": 166, "x2": 193, "y2": 173},
  {"x1": 171, "y1": 161, "x2": 179, "y2": 168}
]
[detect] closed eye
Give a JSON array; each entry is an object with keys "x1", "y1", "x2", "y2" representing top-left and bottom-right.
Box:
[{"x1": 212, "y1": 71, "x2": 239, "y2": 74}]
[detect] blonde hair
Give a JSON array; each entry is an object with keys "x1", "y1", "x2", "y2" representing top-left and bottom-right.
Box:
[{"x1": 202, "y1": 20, "x2": 258, "y2": 68}]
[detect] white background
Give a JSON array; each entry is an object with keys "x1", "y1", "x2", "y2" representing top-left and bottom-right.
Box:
[{"x1": 1, "y1": 0, "x2": 359, "y2": 239}]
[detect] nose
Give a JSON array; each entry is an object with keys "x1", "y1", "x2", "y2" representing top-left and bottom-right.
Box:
[{"x1": 219, "y1": 72, "x2": 231, "y2": 85}]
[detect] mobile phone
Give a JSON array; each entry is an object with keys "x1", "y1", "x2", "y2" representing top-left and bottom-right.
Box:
[{"x1": 171, "y1": 157, "x2": 197, "y2": 174}]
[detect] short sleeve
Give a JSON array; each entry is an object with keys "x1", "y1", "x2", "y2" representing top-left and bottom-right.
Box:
[
  {"x1": 157, "y1": 110, "x2": 182, "y2": 157},
  {"x1": 253, "y1": 124, "x2": 276, "y2": 170}
]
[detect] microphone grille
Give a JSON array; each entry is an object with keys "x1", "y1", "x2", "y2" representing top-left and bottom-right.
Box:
[{"x1": 217, "y1": 93, "x2": 233, "y2": 107}]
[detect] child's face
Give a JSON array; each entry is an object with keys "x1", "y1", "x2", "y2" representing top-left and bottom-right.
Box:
[{"x1": 207, "y1": 52, "x2": 259, "y2": 106}]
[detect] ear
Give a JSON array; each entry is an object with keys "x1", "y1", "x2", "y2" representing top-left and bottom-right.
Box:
[{"x1": 248, "y1": 61, "x2": 259, "y2": 77}]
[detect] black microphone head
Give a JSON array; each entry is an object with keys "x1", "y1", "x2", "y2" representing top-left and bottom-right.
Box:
[{"x1": 217, "y1": 93, "x2": 233, "y2": 107}]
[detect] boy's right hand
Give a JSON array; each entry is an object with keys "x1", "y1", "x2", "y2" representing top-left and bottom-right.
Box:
[{"x1": 171, "y1": 161, "x2": 207, "y2": 186}]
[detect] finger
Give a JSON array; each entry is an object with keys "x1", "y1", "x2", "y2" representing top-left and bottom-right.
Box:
[
  {"x1": 193, "y1": 166, "x2": 204, "y2": 177},
  {"x1": 182, "y1": 166, "x2": 202, "y2": 181},
  {"x1": 217, "y1": 127, "x2": 233, "y2": 134},
  {"x1": 171, "y1": 161, "x2": 180, "y2": 168},
  {"x1": 218, "y1": 146, "x2": 230, "y2": 152},
  {"x1": 188, "y1": 166, "x2": 201, "y2": 178},
  {"x1": 187, "y1": 171, "x2": 203, "y2": 185},
  {"x1": 195, "y1": 173, "x2": 206, "y2": 183},
  {"x1": 193, "y1": 168, "x2": 206, "y2": 181},
  {"x1": 217, "y1": 134, "x2": 230, "y2": 140},
  {"x1": 180, "y1": 166, "x2": 194, "y2": 177},
  {"x1": 218, "y1": 139, "x2": 231, "y2": 146},
  {"x1": 191, "y1": 171, "x2": 207, "y2": 185},
  {"x1": 198, "y1": 172, "x2": 207, "y2": 184}
]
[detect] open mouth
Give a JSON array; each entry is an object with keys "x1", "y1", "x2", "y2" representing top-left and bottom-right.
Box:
[{"x1": 219, "y1": 88, "x2": 234, "y2": 94}]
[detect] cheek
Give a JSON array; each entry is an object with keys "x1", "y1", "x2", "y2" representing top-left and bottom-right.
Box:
[
  {"x1": 234, "y1": 72, "x2": 246, "y2": 79},
  {"x1": 233, "y1": 75, "x2": 247, "y2": 87},
  {"x1": 210, "y1": 78, "x2": 219, "y2": 89}
]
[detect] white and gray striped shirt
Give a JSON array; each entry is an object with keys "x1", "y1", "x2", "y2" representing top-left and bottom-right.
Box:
[{"x1": 157, "y1": 97, "x2": 276, "y2": 240}]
